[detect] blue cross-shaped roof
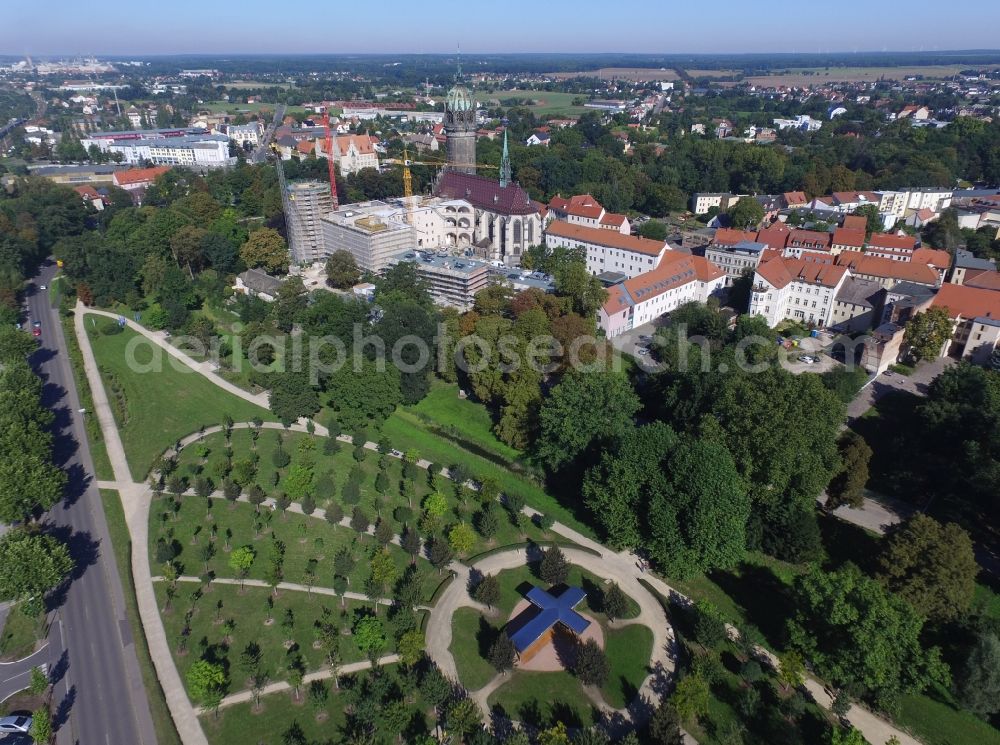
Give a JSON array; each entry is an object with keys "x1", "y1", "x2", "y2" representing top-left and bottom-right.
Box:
[{"x1": 508, "y1": 585, "x2": 591, "y2": 653}]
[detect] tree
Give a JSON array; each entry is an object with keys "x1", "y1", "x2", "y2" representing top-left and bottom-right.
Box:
[
  {"x1": 553, "y1": 259, "x2": 607, "y2": 317},
  {"x1": 397, "y1": 629, "x2": 425, "y2": 667},
  {"x1": 400, "y1": 525, "x2": 421, "y2": 563},
  {"x1": 0, "y1": 530, "x2": 74, "y2": 616},
  {"x1": 776, "y1": 650, "x2": 805, "y2": 691},
  {"x1": 186, "y1": 659, "x2": 227, "y2": 710},
  {"x1": 286, "y1": 654, "x2": 306, "y2": 701},
  {"x1": 539, "y1": 546, "x2": 569, "y2": 585},
  {"x1": 268, "y1": 372, "x2": 320, "y2": 426},
  {"x1": 228, "y1": 546, "x2": 256, "y2": 590},
  {"x1": 648, "y1": 700, "x2": 684, "y2": 745},
  {"x1": 474, "y1": 503, "x2": 500, "y2": 539},
  {"x1": 603, "y1": 583, "x2": 628, "y2": 621},
  {"x1": 369, "y1": 548, "x2": 398, "y2": 596},
  {"x1": 826, "y1": 431, "x2": 872, "y2": 509},
  {"x1": 28, "y1": 666, "x2": 48, "y2": 696},
  {"x1": 488, "y1": 633, "x2": 516, "y2": 673},
  {"x1": 904, "y1": 307, "x2": 953, "y2": 362},
  {"x1": 428, "y1": 537, "x2": 453, "y2": 573},
  {"x1": 536, "y1": 371, "x2": 641, "y2": 471},
  {"x1": 325, "y1": 250, "x2": 361, "y2": 289},
  {"x1": 573, "y1": 638, "x2": 610, "y2": 686},
  {"x1": 877, "y1": 514, "x2": 977, "y2": 622},
  {"x1": 240, "y1": 227, "x2": 288, "y2": 273},
  {"x1": 448, "y1": 522, "x2": 476, "y2": 555},
  {"x1": 445, "y1": 698, "x2": 482, "y2": 739},
  {"x1": 30, "y1": 706, "x2": 51, "y2": 744},
  {"x1": 639, "y1": 220, "x2": 668, "y2": 241},
  {"x1": 852, "y1": 204, "x2": 882, "y2": 236},
  {"x1": 671, "y1": 674, "x2": 710, "y2": 723},
  {"x1": 473, "y1": 574, "x2": 501, "y2": 609},
  {"x1": 727, "y1": 197, "x2": 765, "y2": 230},
  {"x1": 787, "y1": 564, "x2": 949, "y2": 707},
  {"x1": 647, "y1": 437, "x2": 750, "y2": 578},
  {"x1": 353, "y1": 615, "x2": 386, "y2": 663},
  {"x1": 829, "y1": 727, "x2": 868, "y2": 745},
  {"x1": 956, "y1": 631, "x2": 1000, "y2": 717}
]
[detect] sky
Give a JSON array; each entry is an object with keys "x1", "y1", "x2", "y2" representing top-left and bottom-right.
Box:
[{"x1": 3, "y1": 0, "x2": 1000, "y2": 56}]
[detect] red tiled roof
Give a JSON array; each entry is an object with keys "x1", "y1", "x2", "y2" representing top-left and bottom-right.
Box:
[
  {"x1": 911, "y1": 247, "x2": 951, "y2": 270},
  {"x1": 113, "y1": 166, "x2": 170, "y2": 186},
  {"x1": 841, "y1": 215, "x2": 868, "y2": 231},
  {"x1": 755, "y1": 224, "x2": 791, "y2": 250},
  {"x1": 74, "y1": 185, "x2": 101, "y2": 199},
  {"x1": 832, "y1": 228, "x2": 866, "y2": 248},
  {"x1": 435, "y1": 170, "x2": 538, "y2": 216},
  {"x1": 836, "y1": 253, "x2": 938, "y2": 285},
  {"x1": 788, "y1": 229, "x2": 832, "y2": 249},
  {"x1": 602, "y1": 253, "x2": 722, "y2": 314},
  {"x1": 548, "y1": 193, "x2": 604, "y2": 219},
  {"x1": 965, "y1": 271, "x2": 1000, "y2": 292},
  {"x1": 931, "y1": 283, "x2": 1000, "y2": 320},
  {"x1": 545, "y1": 220, "x2": 667, "y2": 256},
  {"x1": 713, "y1": 228, "x2": 757, "y2": 246},
  {"x1": 868, "y1": 232, "x2": 918, "y2": 251},
  {"x1": 335, "y1": 134, "x2": 375, "y2": 155},
  {"x1": 296, "y1": 140, "x2": 316, "y2": 155},
  {"x1": 757, "y1": 257, "x2": 847, "y2": 289},
  {"x1": 783, "y1": 191, "x2": 808, "y2": 206},
  {"x1": 600, "y1": 212, "x2": 627, "y2": 228}
]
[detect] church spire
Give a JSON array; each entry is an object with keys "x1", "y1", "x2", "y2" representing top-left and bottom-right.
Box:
[
  {"x1": 456, "y1": 43, "x2": 462, "y2": 81},
  {"x1": 500, "y1": 127, "x2": 511, "y2": 188}
]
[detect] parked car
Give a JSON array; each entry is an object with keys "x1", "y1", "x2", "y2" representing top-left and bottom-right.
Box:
[
  {"x1": 0, "y1": 715, "x2": 32, "y2": 733},
  {"x1": 798, "y1": 354, "x2": 817, "y2": 364},
  {"x1": 32, "y1": 327, "x2": 41, "y2": 338}
]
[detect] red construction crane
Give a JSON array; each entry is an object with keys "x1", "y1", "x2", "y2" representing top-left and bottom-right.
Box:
[{"x1": 322, "y1": 109, "x2": 339, "y2": 209}]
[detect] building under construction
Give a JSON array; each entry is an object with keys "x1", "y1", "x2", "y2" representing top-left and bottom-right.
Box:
[{"x1": 284, "y1": 180, "x2": 333, "y2": 265}]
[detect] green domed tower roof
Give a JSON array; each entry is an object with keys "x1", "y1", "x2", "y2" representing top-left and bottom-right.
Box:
[{"x1": 447, "y1": 85, "x2": 474, "y2": 112}]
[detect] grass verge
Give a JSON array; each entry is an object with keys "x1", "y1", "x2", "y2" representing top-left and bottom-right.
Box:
[
  {"x1": 0, "y1": 605, "x2": 42, "y2": 661},
  {"x1": 61, "y1": 314, "x2": 114, "y2": 481}
]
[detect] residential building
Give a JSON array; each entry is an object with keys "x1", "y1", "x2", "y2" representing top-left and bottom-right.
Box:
[
  {"x1": 831, "y1": 227, "x2": 866, "y2": 255},
  {"x1": 545, "y1": 221, "x2": 669, "y2": 279},
  {"x1": 691, "y1": 192, "x2": 744, "y2": 215},
  {"x1": 880, "y1": 282, "x2": 937, "y2": 325},
  {"x1": 784, "y1": 229, "x2": 832, "y2": 258},
  {"x1": 321, "y1": 203, "x2": 414, "y2": 273},
  {"x1": 835, "y1": 253, "x2": 940, "y2": 289},
  {"x1": 222, "y1": 122, "x2": 264, "y2": 147},
  {"x1": 865, "y1": 232, "x2": 919, "y2": 259},
  {"x1": 599, "y1": 253, "x2": 725, "y2": 337},
  {"x1": 950, "y1": 249, "x2": 997, "y2": 285},
  {"x1": 235, "y1": 269, "x2": 283, "y2": 302},
  {"x1": 112, "y1": 166, "x2": 171, "y2": 202},
  {"x1": 526, "y1": 131, "x2": 551, "y2": 146},
  {"x1": 546, "y1": 194, "x2": 629, "y2": 234},
  {"x1": 73, "y1": 185, "x2": 105, "y2": 211},
  {"x1": 928, "y1": 283, "x2": 1000, "y2": 362},
  {"x1": 830, "y1": 276, "x2": 884, "y2": 332},
  {"x1": 704, "y1": 240, "x2": 768, "y2": 287},
  {"x1": 286, "y1": 181, "x2": 333, "y2": 264},
  {"x1": 773, "y1": 115, "x2": 822, "y2": 131},
  {"x1": 83, "y1": 128, "x2": 233, "y2": 168},
  {"x1": 748, "y1": 257, "x2": 850, "y2": 327}
]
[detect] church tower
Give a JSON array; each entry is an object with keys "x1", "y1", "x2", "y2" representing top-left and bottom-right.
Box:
[{"x1": 444, "y1": 67, "x2": 477, "y2": 174}]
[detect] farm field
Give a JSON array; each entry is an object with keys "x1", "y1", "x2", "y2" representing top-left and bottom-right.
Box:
[
  {"x1": 483, "y1": 89, "x2": 589, "y2": 115},
  {"x1": 747, "y1": 64, "x2": 982, "y2": 86},
  {"x1": 198, "y1": 101, "x2": 315, "y2": 116},
  {"x1": 544, "y1": 67, "x2": 680, "y2": 81}
]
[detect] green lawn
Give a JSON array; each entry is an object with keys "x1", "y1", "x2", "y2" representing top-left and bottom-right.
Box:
[
  {"x1": 62, "y1": 315, "x2": 114, "y2": 481},
  {"x1": 0, "y1": 604, "x2": 41, "y2": 660},
  {"x1": 100, "y1": 489, "x2": 183, "y2": 745},
  {"x1": 450, "y1": 607, "x2": 499, "y2": 691},
  {"x1": 484, "y1": 89, "x2": 590, "y2": 116},
  {"x1": 200, "y1": 696, "x2": 346, "y2": 745},
  {"x1": 896, "y1": 685, "x2": 1000, "y2": 745},
  {"x1": 487, "y1": 670, "x2": 597, "y2": 727},
  {"x1": 171, "y1": 428, "x2": 554, "y2": 559},
  {"x1": 406, "y1": 381, "x2": 523, "y2": 464},
  {"x1": 380, "y1": 409, "x2": 594, "y2": 538},
  {"x1": 155, "y1": 582, "x2": 372, "y2": 698},
  {"x1": 602, "y1": 624, "x2": 653, "y2": 708},
  {"x1": 84, "y1": 315, "x2": 276, "y2": 479},
  {"x1": 149, "y1": 494, "x2": 438, "y2": 600}
]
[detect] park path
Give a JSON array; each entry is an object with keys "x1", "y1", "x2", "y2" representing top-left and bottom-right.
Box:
[
  {"x1": 78, "y1": 304, "x2": 922, "y2": 745},
  {"x1": 199, "y1": 654, "x2": 400, "y2": 714}
]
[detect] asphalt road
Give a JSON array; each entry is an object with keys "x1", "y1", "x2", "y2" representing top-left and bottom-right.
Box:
[
  {"x1": 251, "y1": 102, "x2": 286, "y2": 163},
  {"x1": 24, "y1": 263, "x2": 157, "y2": 745}
]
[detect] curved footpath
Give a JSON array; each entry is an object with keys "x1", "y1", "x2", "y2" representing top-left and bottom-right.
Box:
[{"x1": 75, "y1": 303, "x2": 921, "y2": 745}]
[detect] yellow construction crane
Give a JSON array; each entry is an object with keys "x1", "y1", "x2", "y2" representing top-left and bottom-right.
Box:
[{"x1": 384, "y1": 148, "x2": 497, "y2": 225}]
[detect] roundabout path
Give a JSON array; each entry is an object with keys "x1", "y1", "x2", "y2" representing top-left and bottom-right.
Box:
[{"x1": 75, "y1": 304, "x2": 921, "y2": 745}]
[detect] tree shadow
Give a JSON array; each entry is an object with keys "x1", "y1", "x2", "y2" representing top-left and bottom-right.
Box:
[
  {"x1": 476, "y1": 616, "x2": 499, "y2": 661},
  {"x1": 43, "y1": 527, "x2": 100, "y2": 611},
  {"x1": 818, "y1": 514, "x2": 881, "y2": 574},
  {"x1": 709, "y1": 563, "x2": 793, "y2": 649},
  {"x1": 52, "y1": 684, "x2": 76, "y2": 732},
  {"x1": 49, "y1": 649, "x2": 70, "y2": 687}
]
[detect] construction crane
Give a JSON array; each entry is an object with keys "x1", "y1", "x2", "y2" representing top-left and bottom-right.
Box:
[
  {"x1": 322, "y1": 109, "x2": 340, "y2": 209},
  {"x1": 383, "y1": 149, "x2": 497, "y2": 225}
]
